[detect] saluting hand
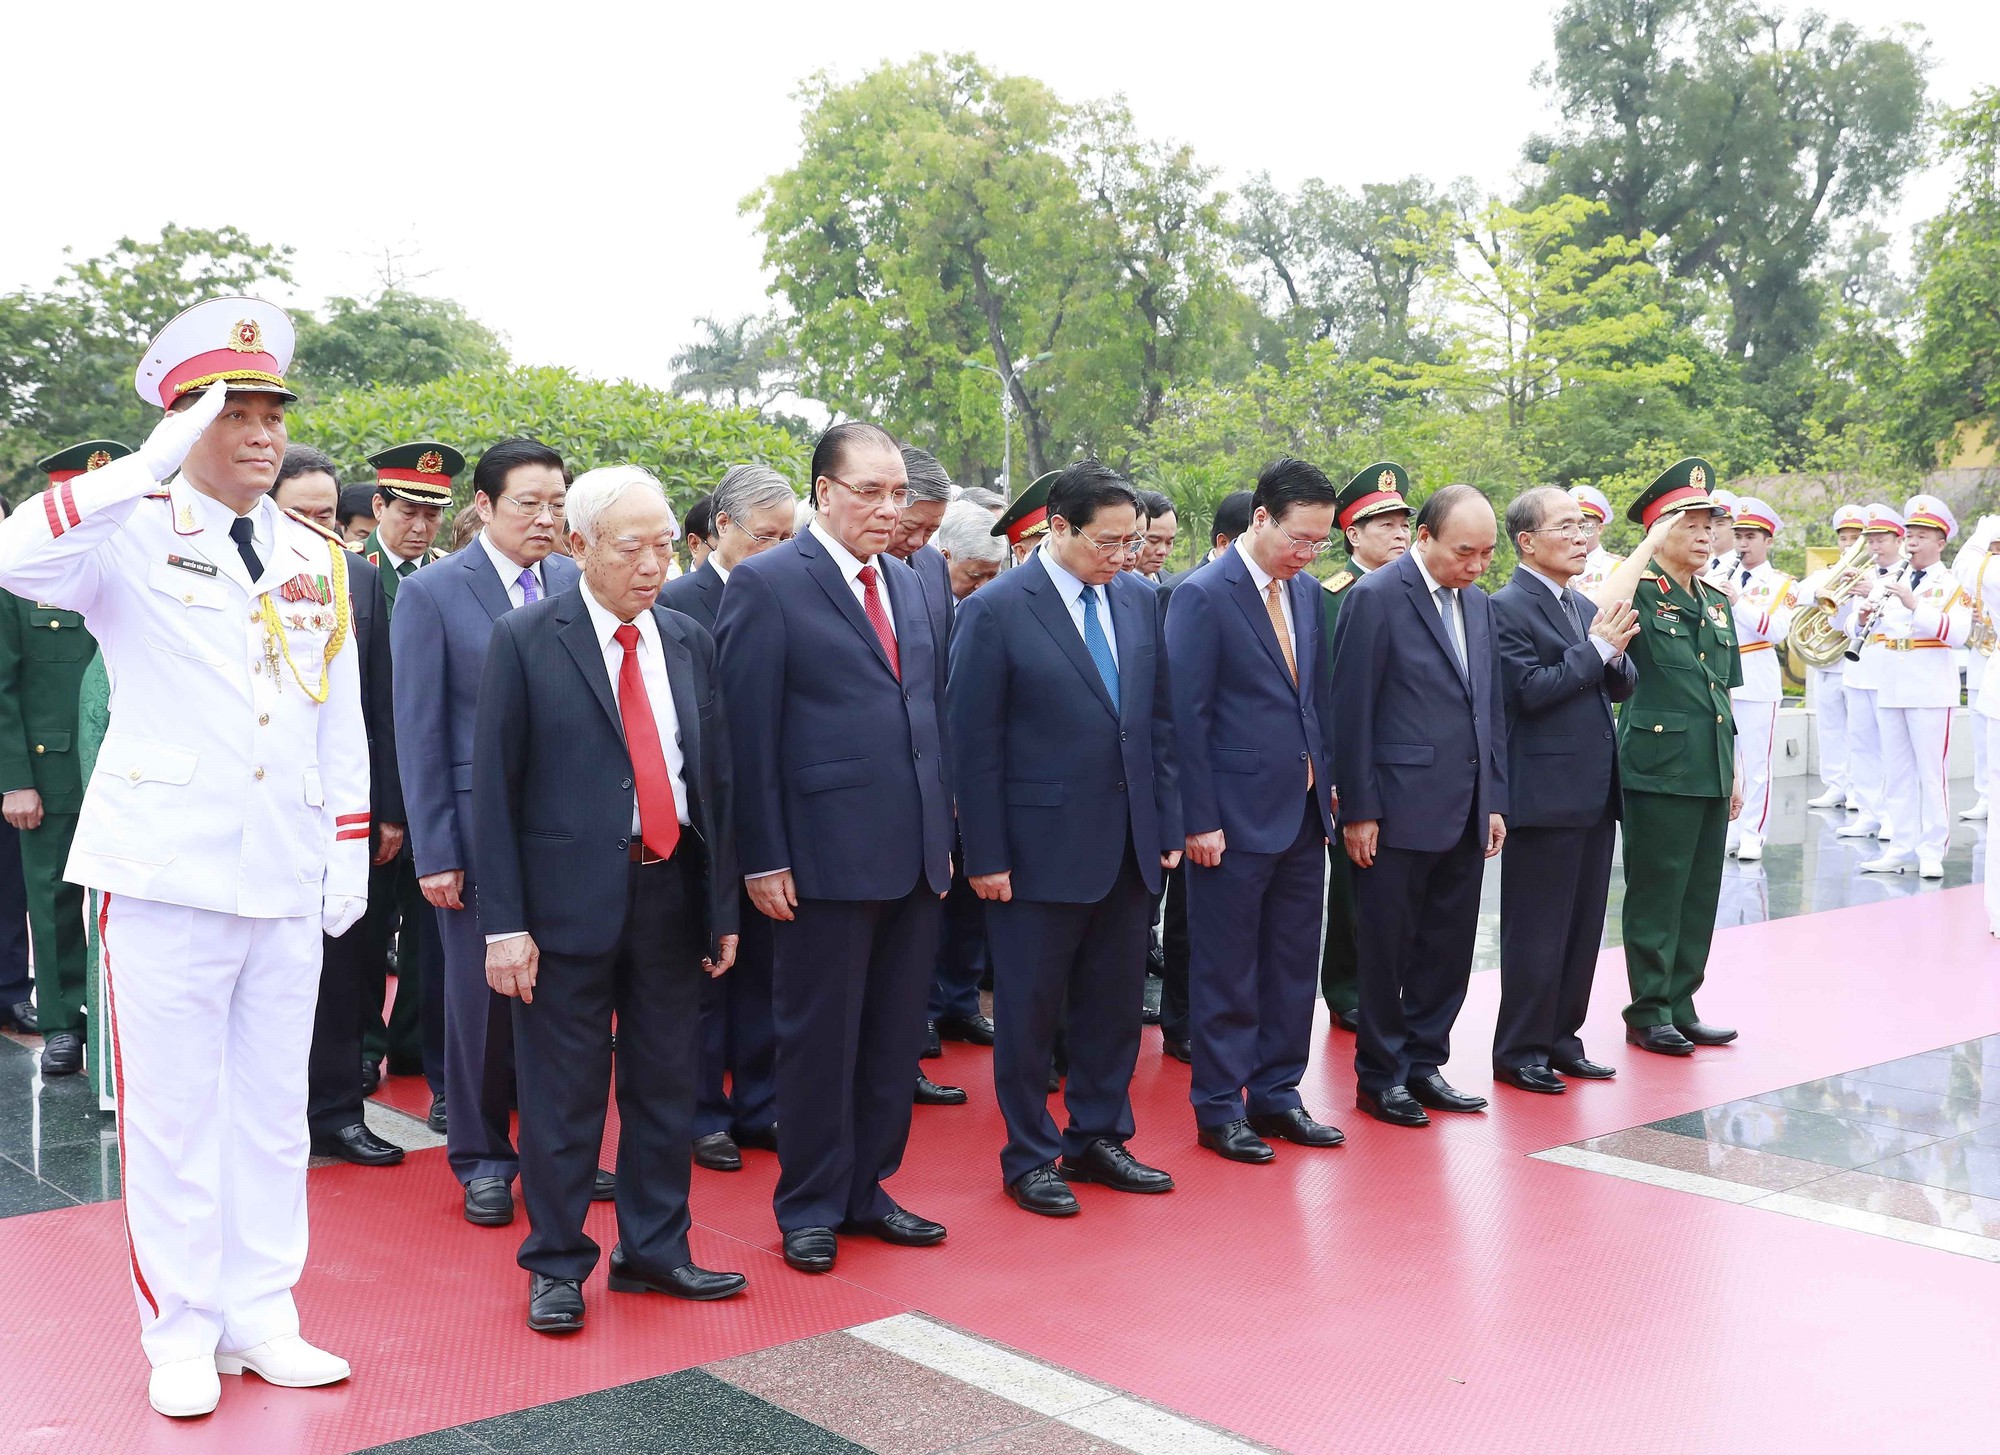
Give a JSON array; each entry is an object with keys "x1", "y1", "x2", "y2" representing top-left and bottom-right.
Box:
[
  {"x1": 1591, "y1": 600, "x2": 1640, "y2": 653},
  {"x1": 747, "y1": 870, "x2": 798, "y2": 922},
  {"x1": 137, "y1": 379, "x2": 230, "y2": 482},
  {"x1": 703, "y1": 934, "x2": 738, "y2": 979},
  {"x1": 487, "y1": 934, "x2": 540, "y2": 1003}
]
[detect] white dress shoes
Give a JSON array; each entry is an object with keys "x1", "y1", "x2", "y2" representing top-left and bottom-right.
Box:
[
  {"x1": 148, "y1": 1355, "x2": 220, "y2": 1418},
  {"x1": 1834, "y1": 820, "x2": 1879, "y2": 838},
  {"x1": 1806, "y1": 790, "x2": 1846, "y2": 809},
  {"x1": 1735, "y1": 836, "x2": 1763, "y2": 861},
  {"x1": 1859, "y1": 853, "x2": 1917, "y2": 874},
  {"x1": 1962, "y1": 800, "x2": 1989, "y2": 822},
  {"x1": 1920, "y1": 856, "x2": 1946, "y2": 879},
  {"x1": 215, "y1": 1335, "x2": 351, "y2": 1388}
]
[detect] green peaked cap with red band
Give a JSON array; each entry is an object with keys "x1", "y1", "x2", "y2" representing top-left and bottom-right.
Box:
[
  {"x1": 991, "y1": 470, "x2": 1058, "y2": 546},
  {"x1": 1336, "y1": 463, "x2": 1413, "y2": 530},
  {"x1": 37, "y1": 439, "x2": 133, "y2": 483},
  {"x1": 1627, "y1": 456, "x2": 1726, "y2": 529},
  {"x1": 366, "y1": 440, "x2": 464, "y2": 507}
]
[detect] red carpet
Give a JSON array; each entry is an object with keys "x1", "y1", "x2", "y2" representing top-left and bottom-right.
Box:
[{"x1": 1, "y1": 888, "x2": 1996, "y2": 1453}]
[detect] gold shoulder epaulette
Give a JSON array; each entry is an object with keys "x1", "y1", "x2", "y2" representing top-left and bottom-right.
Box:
[
  {"x1": 282, "y1": 507, "x2": 346, "y2": 546},
  {"x1": 1322, "y1": 570, "x2": 1355, "y2": 594},
  {"x1": 144, "y1": 488, "x2": 170, "y2": 500}
]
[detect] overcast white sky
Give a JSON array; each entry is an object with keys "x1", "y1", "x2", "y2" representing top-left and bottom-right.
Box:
[{"x1": 5, "y1": 1, "x2": 1991, "y2": 391}]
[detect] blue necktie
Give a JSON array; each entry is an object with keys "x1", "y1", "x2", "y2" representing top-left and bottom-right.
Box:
[{"x1": 1078, "y1": 584, "x2": 1119, "y2": 703}]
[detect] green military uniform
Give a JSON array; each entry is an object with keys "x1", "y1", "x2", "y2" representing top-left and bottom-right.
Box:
[
  {"x1": 991, "y1": 470, "x2": 1056, "y2": 556},
  {"x1": 1319, "y1": 463, "x2": 1415, "y2": 1021},
  {"x1": 358, "y1": 441, "x2": 459, "y2": 1076},
  {"x1": 1616, "y1": 459, "x2": 1741, "y2": 1029},
  {"x1": 0, "y1": 442, "x2": 129, "y2": 1062}
]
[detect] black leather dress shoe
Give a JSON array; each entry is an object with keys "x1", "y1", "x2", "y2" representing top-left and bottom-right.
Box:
[
  {"x1": 1160, "y1": 1037, "x2": 1192, "y2": 1065},
  {"x1": 1196, "y1": 1119, "x2": 1275, "y2": 1164},
  {"x1": 922, "y1": 1021, "x2": 942, "y2": 1059},
  {"x1": 1495, "y1": 1066, "x2": 1566, "y2": 1095},
  {"x1": 607, "y1": 1245, "x2": 747, "y2": 1300},
  {"x1": 914, "y1": 1075, "x2": 967, "y2": 1106},
  {"x1": 1407, "y1": 1074, "x2": 1488, "y2": 1113},
  {"x1": 311, "y1": 1123, "x2": 405, "y2": 1165},
  {"x1": 1552, "y1": 1055, "x2": 1616, "y2": 1079},
  {"x1": 734, "y1": 1123, "x2": 779, "y2": 1153},
  {"x1": 359, "y1": 1058, "x2": 382, "y2": 1097},
  {"x1": 1061, "y1": 1137, "x2": 1176, "y2": 1190},
  {"x1": 693, "y1": 1131, "x2": 742, "y2": 1171},
  {"x1": 1007, "y1": 1164, "x2": 1080, "y2": 1216},
  {"x1": 1331, "y1": 1007, "x2": 1360, "y2": 1033},
  {"x1": 593, "y1": 1168, "x2": 616, "y2": 1201},
  {"x1": 1141, "y1": 1004, "x2": 1162, "y2": 1026},
  {"x1": 527, "y1": 1274, "x2": 584, "y2": 1334},
  {"x1": 464, "y1": 1177, "x2": 515, "y2": 1226},
  {"x1": 1248, "y1": 1108, "x2": 1345, "y2": 1147},
  {"x1": 427, "y1": 1093, "x2": 448, "y2": 1133},
  {"x1": 0, "y1": 1000, "x2": 38, "y2": 1034},
  {"x1": 843, "y1": 1208, "x2": 947, "y2": 1246},
  {"x1": 1675, "y1": 1020, "x2": 1738, "y2": 1046},
  {"x1": 783, "y1": 1227, "x2": 838, "y2": 1273},
  {"x1": 1356, "y1": 1086, "x2": 1430, "y2": 1127},
  {"x1": 39, "y1": 1031, "x2": 82, "y2": 1077},
  {"x1": 937, "y1": 1013, "x2": 996, "y2": 1047},
  {"x1": 1627, "y1": 1024, "x2": 1695, "y2": 1056}
]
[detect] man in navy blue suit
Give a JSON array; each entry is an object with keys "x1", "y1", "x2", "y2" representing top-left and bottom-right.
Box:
[
  {"x1": 1331, "y1": 484, "x2": 1509, "y2": 1128},
  {"x1": 1489, "y1": 487, "x2": 1637, "y2": 1092},
  {"x1": 949, "y1": 461, "x2": 1182, "y2": 1215},
  {"x1": 392, "y1": 438, "x2": 582, "y2": 1225},
  {"x1": 1167, "y1": 459, "x2": 1343, "y2": 1165},
  {"x1": 715, "y1": 422, "x2": 954, "y2": 1275},
  {"x1": 659, "y1": 464, "x2": 797, "y2": 1173}
]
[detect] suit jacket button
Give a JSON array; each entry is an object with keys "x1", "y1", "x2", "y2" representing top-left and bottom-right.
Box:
[
  {"x1": 1116, "y1": 782, "x2": 1126, "y2": 792},
  {"x1": 1120, "y1": 731, "x2": 1128, "y2": 741},
  {"x1": 621, "y1": 778, "x2": 633, "y2": 790},
  {"x1": 618, "y1": 838, "x2": 629, "y2": 850},
  {"x1": 913, "y1": 749, "x2": 922, "y2": 759}
]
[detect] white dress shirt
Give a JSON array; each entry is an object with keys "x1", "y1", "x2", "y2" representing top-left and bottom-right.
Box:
[
  {"x1": 810, "y1": 519, "x2": 895, "y2": 638},
  {"x1": 710, "y1": 558, "x2": 731, "y2": 585},
  {"x1": 478, "y1": 530, "x2": 545, "y2": 608},
  {"x1": 1520, "y1": 562, "x2": 1618, "y2": 663},
  {"x1": 1410, "y1": 548, "x2": 1468, "y2": 668},
  {"x1": 1234, "y1": 538, "x2": 1295, "y2": 668},
  {"x1": 190, "y1": 488, "x2": 276, "y2": 589},
  {"x1": 1038, "y1": 544, "x2": 1118, "y2": 664}
]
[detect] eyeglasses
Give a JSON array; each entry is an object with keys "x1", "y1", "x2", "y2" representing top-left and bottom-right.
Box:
[
  {"x1": 1078, "y1": 532, "x2": 1145, "y2": 558},
  {"x1": 1273, "y1": 521, "x2": 1334, "y2": 557},
  {"x1": 497, "y1": 496, "x2": 566, "y2": 521},
  {"x1": 824, "y1": 473, "x2": 915, "y2": 511},
  {"x1": 726, "y1": 518, "x2": 793, "y2": 549},
  {"x1": 1526, "y1": 520, "x2": 1588, "y2": 539}
]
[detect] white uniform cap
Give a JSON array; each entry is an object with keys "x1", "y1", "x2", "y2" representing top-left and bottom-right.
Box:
[{"x1": 134, "y1": 296, "x2": 296, "y2": 409}]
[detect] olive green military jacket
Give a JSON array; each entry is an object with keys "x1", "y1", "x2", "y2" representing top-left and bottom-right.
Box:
[
  {"x1": 1617, "y1": 571, "x2": 1742, "y2": 797},
  {"x1": 361, "y1": 531, "x2": 443, "y2": 613},
  {"x1": 1319, "y1": 563, "x2": 1365, "y2": 681},
  {"x1": 0, "y1": 589, "x2": 98, "y2": 813}
]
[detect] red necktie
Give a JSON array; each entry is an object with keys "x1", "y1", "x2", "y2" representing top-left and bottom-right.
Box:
[
  {"x1": 856, "y1": 562, "x2": 900, "y2": 680},
  {"x1": 613, "y1": 623, "x2": 681, "y2": 861}
]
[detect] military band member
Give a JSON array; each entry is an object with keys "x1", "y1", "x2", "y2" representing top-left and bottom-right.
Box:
[
  {"x1": 1964, "y1": 515, "x2": 2000, "y2": 933},
  {"x1": 1568, "y1": 485, "x2": 1622, "y2": 597},
  {"x1": 0, "y1": 441, "x2": 128, "y2": 1075},
  {"x1": 0, "y1": 297, "x2": 365, "y2": 1416},
  {"x1": 1317, "y1": 463, "x2": 1413, "y2": 1033},
  {"x1": 1714, "y1": 498, "x2": 1795, "y2": 861},
  {"x1": 1833, "y1": 505, "x2": 1907, "y2": 843},
  {"x1": 1953, "y1": 522, "x2": 1998, "y2": 822},
  {"x1": 1802, "y1": 505, "x2": 1868, "y2": 810},
  {"x1": 1858, "y1": 496, "x2": 1968, "y2": 880},
  {"x1": 1588, "y1": 458, "x2": 1741, "y2": 1057},
  {"x1": 1699, "y1": 489, "x2": 1741, "y2": 584}
]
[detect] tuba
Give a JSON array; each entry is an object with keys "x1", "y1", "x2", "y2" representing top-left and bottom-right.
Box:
[{"x1": 1787, "y1": 538, "x2": 1875, "y2": 669}]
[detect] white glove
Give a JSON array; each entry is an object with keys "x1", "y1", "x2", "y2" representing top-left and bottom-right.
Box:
[
  {"x1": 322, "y1": 894, "x2": 367, "y2": 938},
  {"x1": 137, "y1": 382, "x2": 230, "y2": 482}
]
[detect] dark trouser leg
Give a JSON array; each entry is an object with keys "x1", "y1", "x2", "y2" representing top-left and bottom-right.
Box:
[
  {"x1": 1159, "y1": 862, "x2": 1189, "y2": 1044},
  {"x1": 1495, "y1": 825, "x2": 1586, "y2": 1070},
  {"x1": 417, "y1": 893, "x2": 446, "y2": 1092},
  {"x1": 382, "y1": 854, "x2": 425, "y2": 1069},
  {"x1": 1401, "y1": 820, "x2": 1484, "y2": 1082},
  {"x1": 20, "y1": 812, "x2": 84, "y2": 1033},
  {"x1": 928, "y1": 845, "x2": 987, "y2": 1023},
  {"x1": 1351, "y1": 844, "x2": 1432, "y2": 1094},
  {"x1": 845, "y1": 886, "x2": 941, "y2": 1224},
  {"x1": 1057, "y1": 857, "x2": 1150, "y2": 1160},
  {"x1": 1186, "y1": 840, "x2": 1278, "y2": 1129},
  {"x1": 359, "y1": 854, "x2": 403, "y2": 1065},
  {"x1": 989, "y1": 896, "x2": 1090, "y2": 1186},
  {"x1": 1668, "y1": 795, "x2": 1732, "y2": 1025},
  {"x1": 0, "y1": 822, "x2": 32, "y2": 1005},
  {"x1": 1319, "y1": 842, "x2": 1360, "y2": 1015},
  {"x1": 1553, "y1": 810, "x2": 1617, "y2": 1064},
  {"x1": 772, "y1": 898, "x2": 875, "y2": 1232},
  {"x1": 610, "y1": 856, "x2": 704, "y2": 1272},
  {"x1": 308, "y1": 919, "x2": 372, "y2": 1137},
  {"x1": 439, "y1": 873, "x2": 518, "y2": 1186},
  {"x1": 725, "y1": 892, "x2": 778, "y2": 1136},
  {"x1": 1621, "y1": 791, "x2": 1707, "y2": 1027},
  {"x1": 693, "y1": 967, "x2": 731, "y2": 1139},
  {"x1": 1247, "y1": 800, "x2": 1327, "y2": 1117}
]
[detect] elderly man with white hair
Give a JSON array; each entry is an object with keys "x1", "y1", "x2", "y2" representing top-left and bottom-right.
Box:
[
  {"x1": 472, "y1": 464, "x2": 746, "y2": 1334},
  {"x1": 934, "y1": 499, "x2": 1008, "y2": 600}
]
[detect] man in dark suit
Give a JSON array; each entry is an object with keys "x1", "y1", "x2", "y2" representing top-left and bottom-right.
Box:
[
  {"x1": 1153, "y1": 488, "x2": 1254, "y2": 1064},
  {"x1": 1490, "y1": 487, "x2": 1638, "y2": 1092},
  {"x1": 1332, "y1": 484, "x2": 1509, "y2": 1128},
  {"x1": 393, "y1": 437, "x2": 581, "y2": 1225},
  {"x1": 474, "y1": 465, "x2": 745, "y2": 1335},
  {"x1": 715, "y1": 421, "x2": 954, "y2": 1276},
  {"x1": 950, "y1": 461, "x2": 1182, "y2": 1215},
  {"x1": 660, "y1": 464, "x2": 797, "y2": 1172},
  {"x1": 272, "y1": 449, "x2": 408, "y2": 1166},
  {"x1": 1168, "y1": 461, "x2": 1342, "y2": 1164}
]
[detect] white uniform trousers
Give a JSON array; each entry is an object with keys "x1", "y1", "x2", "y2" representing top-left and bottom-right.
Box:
[
  {"x1": 1973, "y1": 657, "x2": 1991, "y2": 804},
  {"x1": 1878, "y1": 705, "x2": 1953, "y2": 864},
  {"x1": 1808, "y1": 666, "x2": 1849, "y2": 799},
  {"x1": 103, "y1": 896, "x2": 321, "y2": 1366},
  {"x1": 1843, "y1": 683, "x2": 1886, "y2": 829},
  {"x1": 1730, "y1": 700, "x2": 1780, "y2": 849},
  {"x1": 1985, "y1": 715, "x2": 2000, "y2": 932}
]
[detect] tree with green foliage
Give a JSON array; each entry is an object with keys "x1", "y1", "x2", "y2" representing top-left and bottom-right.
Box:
[
  {"x1": 292, "y1": 289, "x2": 509, "y2": 400},
  {"x1": 669, "y1": 313, "x2": 798, "y2": 412}
]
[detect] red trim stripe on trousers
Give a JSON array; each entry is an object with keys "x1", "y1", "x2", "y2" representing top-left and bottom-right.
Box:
[{"x1": 99, "y1": 895, "x2": 160, "y2": 1318}]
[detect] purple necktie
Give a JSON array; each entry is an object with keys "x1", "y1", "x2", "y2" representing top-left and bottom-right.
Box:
[{"x1": 518, "y1": 567, "x2": 540, "y2": 605}]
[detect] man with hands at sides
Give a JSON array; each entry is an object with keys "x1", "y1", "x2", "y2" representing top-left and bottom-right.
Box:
[{"x1": 474, "y1": 466, "x2": 744, "y2": 1336}]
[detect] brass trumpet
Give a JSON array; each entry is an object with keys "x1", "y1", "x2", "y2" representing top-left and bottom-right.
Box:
[{"x1": 1787, "y1": 538, "x2": 1875, "y2": 669}]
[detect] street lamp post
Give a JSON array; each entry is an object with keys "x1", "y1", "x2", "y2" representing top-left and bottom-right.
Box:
[{"x1": 962, "y1": 352, "x2": 1053, "y2": 492}]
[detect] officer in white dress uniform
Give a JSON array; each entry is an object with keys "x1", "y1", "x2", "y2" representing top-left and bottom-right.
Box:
[
  {"x1": 1860, "y1": 495, "x2": 1968, "y2": 880},
  {"x1": 1963, "y1": 516, "x2": 2000, "y2": 931},
  {"x1": 1833, "y1": 505, "x2": 1907, "y2": 844},
  {"x1": 1700, "y1": 490, "x2": 1741, "y2": 584},
  {"x1": 1952, "y1": 524, "x2": 1999, "y2": 822},
  {"x1": 1716, "y1": 498, "x2": 1796, "y2": 860},
  {"x1": 1568, "y1": 485, "x2": 1622, "y2": 597},
  {"x1": 1802, "y1": 505, "x2": 1867, "y2": 810},
  {"x1": 0, "y1": 298, "x2": 367, "y2": 1419}
]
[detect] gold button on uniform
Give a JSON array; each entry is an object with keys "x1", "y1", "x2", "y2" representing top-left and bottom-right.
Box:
[
  {"x1": 47, "y1": 621, "x2": 60, "y2": 630},
  {"x1": 183, "y1": 594, "x2": 194, "y2": 605},
  {"x1": 33, "y1": 745, "x2": 45, "y2": 755},
  {"x1": 1717, "y1": 714, "x2": 1724, "y2": 723},
  {"x1": 1653, "y1": 724, "x2": 1664, "y2": 733},
  {"x1": 258, "y1": 713, "x2": 270, "y2": 726},
  {"x1": 127, "y1": 769, "x2": 141, "y2": 782},
  {"x1": 253, "y1": 767, "x2": 265, "y2": 781}
]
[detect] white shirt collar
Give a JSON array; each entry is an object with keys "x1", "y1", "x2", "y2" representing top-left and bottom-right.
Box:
[
  {"x1": 478, "y1": 530, "x2": 540, "y2": 593},
  {"x1": 579, "y1": 578, "x2": 658, "y2": 652},
  {"x1": 1037, "y1": 543, "x2": 1093, "y2": 605},
  {"x1": 810, "y1": 519, "x2": 871, "y2": 582},
  {"x1": 185, "y1": 479, "x2": 272, "y2": 549},
  {"x1": 1233, "y1": 538, "x2": 1276, "y2": 594},
  {"x1": 709, "y1": 557, "x2": 731, "y2": 584},
  {"x1": 1410, "y1": 547, "x2": 1449, "y2": 599},
  {"x1": 1519, "y1": 562, "x2": 1571, "y2": 599}
]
